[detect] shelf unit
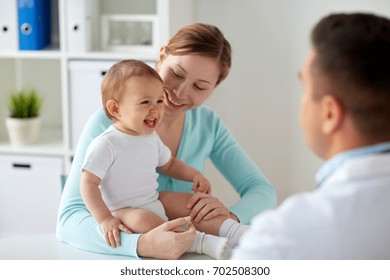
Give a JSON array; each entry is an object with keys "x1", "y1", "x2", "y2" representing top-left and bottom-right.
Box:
[
  {"x1": 0, "y1": 0, "x2": 193, "y2": 174},
  {"x1": 0, "y1": 0, "x2": 193, "y2": 236}
]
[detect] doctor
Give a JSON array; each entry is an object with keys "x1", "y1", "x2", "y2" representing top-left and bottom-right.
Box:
[{"x1": 232, "y1": 12, "x2": 390, "y2": 259}]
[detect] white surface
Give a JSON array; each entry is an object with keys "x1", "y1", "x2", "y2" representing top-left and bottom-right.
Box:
[
  {"x1": 0, "y1": 234, "x2": 211, "y2": 260},
  {"x1": 0, "y1": 234, "x2": 132, "y2": 260}
]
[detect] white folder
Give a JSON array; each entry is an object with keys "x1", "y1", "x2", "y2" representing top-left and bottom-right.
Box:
[
  {"x1": 65, "y1": 0, "x2": 99, "y2": 52},
  {"x1": 0, "y1": 0, "x2": 18, "y2": 51}
]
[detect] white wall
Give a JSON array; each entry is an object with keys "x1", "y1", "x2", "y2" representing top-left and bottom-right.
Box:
[{"x1": 189, "y1": 0, "x2": 390, "y2": 206}]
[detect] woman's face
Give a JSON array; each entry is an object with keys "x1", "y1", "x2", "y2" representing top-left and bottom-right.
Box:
[{"x1": 157, "y1": 53, "x2": 220, "y2": 115}]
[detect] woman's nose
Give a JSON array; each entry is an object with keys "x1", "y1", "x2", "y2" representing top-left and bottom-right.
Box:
[{"x1": 173, "y1": 83, "x2": 186, "y2": 98}]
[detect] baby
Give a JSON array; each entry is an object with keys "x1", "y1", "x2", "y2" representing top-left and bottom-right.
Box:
[{"x1": 80, "y1": 59, "x2": 230, "y2": 259}]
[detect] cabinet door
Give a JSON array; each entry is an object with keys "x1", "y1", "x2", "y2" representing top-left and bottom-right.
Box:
[
  {"x1": 68, "y1": 60, "x2": 118, "y2": 149},
  {"x1": 0, "y1": 155, "x2": 63, "y2": 238}
]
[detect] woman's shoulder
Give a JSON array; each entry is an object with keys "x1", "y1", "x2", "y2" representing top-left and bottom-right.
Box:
[
  {"x1": 89, "y1": 108, "x2": 112, "y2": 127},
  {"x1": 74, "y1": 109, "x2": 112, "y2": 153},
  {"x1": 82, "y1": 109, "x2": 112, "y2": 138}
]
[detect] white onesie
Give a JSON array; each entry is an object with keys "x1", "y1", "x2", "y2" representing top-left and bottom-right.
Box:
[{"x1": 82, "y1": 125, "x2": 171, "y2": 219}]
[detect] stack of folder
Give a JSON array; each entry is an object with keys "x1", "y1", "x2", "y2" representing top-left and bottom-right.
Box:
[
  {"x1": 0, "y1": 0, "x2": 52, "y2": 52},
  {"x1": 18, "y1": 0, "x2": 51, "y2": 50},
  {"x1": 1, "y1": 0, "x2": 94, "y2": 52}
]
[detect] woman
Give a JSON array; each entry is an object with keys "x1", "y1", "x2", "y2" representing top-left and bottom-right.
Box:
[{"x1": 57, "y1": 23, "x2": 276, "y2": 259}]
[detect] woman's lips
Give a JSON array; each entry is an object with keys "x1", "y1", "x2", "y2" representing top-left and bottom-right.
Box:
[{"x1": 165, "y1": 91, "x2": 185, "y2": 108}]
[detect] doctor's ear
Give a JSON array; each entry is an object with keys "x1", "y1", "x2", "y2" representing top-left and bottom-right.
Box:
[
  {"x1": 320, "y1": 95, "x2": 345, "y2": 135},
  {"x1": 106, "y1": 99, "x2": 120, "y2": 119}
]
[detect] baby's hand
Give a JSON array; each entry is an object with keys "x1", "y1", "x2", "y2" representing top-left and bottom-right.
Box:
[
  {"x1": 100, "y1": 215, "x2": 132, "y2": 248},
  {"x1": 192, "y1": 173, "x2": 211, "y2": 194}
]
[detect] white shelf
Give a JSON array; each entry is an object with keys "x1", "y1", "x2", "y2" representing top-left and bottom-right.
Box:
[
  {"x1": 0, "y1": 127, "x2": 65, "y2": 156},
  {"x1": 0, "y1": 50, "x2": 61, "y2": 59},
  {"x1": 66, "y1": 51, "x2": 159, "y2": 61},
  {"x1": 0, "y1": 51, "x2": 157, "y2": 61}
]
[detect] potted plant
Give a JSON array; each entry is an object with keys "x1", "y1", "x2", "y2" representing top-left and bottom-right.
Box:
[{"x1": 5, "y1": 89, "x2": 43, "y2": 146}]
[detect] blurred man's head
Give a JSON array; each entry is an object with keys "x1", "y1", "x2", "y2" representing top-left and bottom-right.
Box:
[{"x1": 299, "y1": 13, "x2": 390, "y2": 159}]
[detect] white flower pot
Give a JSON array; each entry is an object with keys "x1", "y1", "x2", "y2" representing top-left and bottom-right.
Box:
[{"x1": 5, "y1": 117, "x2": 41, "y2": 146}]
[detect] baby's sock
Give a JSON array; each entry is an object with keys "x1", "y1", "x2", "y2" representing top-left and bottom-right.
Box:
[
  {"x1": 219, "y1": 218, "x2": 249, "y2": 248},
  {"x1": 187, "y1": 231, "x2": 230, "y2": 259}
]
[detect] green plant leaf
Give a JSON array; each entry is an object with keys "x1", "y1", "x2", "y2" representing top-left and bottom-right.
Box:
[{"x1": 8, "y1": 89, "x2": 43, "y2": 118}]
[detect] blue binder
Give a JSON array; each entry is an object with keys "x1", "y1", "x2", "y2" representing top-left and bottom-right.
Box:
[{"x1": 18, "y1": 0, "x2": 51, "y2": 50}]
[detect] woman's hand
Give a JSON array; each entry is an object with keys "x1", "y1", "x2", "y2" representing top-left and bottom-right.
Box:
[
  {"x1": 187, "y1": 192, "x2": 235, "y2": 223},
  {"x1": 137, "y1": 216, "x2": 196, "y2": 260}
]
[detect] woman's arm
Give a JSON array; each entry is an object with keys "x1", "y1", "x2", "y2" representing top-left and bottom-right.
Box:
[
  {"x1": 56, "y1": 109, "x2": 141, "y2": 257},
  {"x1": 209, "y1": 115, "x2": 277, "y2": 224},
  {"x1": 182, "y1": 107, "x2": 276, "y2": 225}
]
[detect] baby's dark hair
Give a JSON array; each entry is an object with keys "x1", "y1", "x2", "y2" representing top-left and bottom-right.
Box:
[{"x1": 311, "y1": 13, "x2": 390, "y2": 138}]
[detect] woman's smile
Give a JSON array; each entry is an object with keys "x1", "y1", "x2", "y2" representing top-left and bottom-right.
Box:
[{"x1": 164, "y1": 89, "x2": 188, "y2": 108}]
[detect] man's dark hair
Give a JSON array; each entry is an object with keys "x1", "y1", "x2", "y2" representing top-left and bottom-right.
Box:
[{"x1": 311, "y1": 13, "x2": 390, "y2": 138}]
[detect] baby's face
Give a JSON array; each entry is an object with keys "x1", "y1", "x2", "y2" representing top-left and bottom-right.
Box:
[{"x1": 115, "y1": 76, "x2": 165, "y2": 136}]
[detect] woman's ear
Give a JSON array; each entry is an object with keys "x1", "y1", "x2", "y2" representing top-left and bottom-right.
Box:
[
  {"x1": 106, "y1": 99, "x2": 120, "y2": 119},
  {"x1": 321, "y1": 95, "x2": 344, "y2": 135},
  {"x1": 159, "y1": 46, "x2": 167, "y2": 62},
  {"x1": 155, "y1": 46, "x2": 167, "y2": 72}
]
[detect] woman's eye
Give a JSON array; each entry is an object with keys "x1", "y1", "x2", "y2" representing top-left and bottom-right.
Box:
[
  {"x1": 194, "y1": 84, "x2": 205, "y2": 91},
  {"x1": 171, "y1": 70, "x2": 183, "y2": 79}
]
